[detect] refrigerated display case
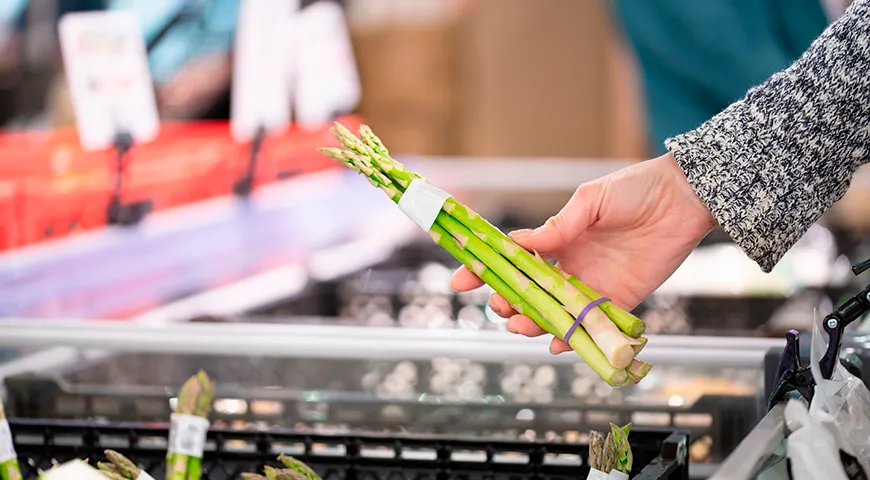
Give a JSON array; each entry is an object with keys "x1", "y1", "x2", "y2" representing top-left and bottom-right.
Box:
[{"x1": 0, "y1": 319, "x2": 775, "y2": 479}]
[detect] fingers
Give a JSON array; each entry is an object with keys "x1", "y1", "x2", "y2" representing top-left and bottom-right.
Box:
[
  {"x1": 508, "y1": 181, "x2": 604, "y2": 253},
  {"x1": 549, "y1": 337, "x2": 573, "y2": 354},
  {"x1": 488, "y1": 294, "x2": 517, "y2": 318},
  {"x1": 504, "y1": 315, "x2": 573, "y2": 355},
  {"x1": 505, "y1": 315, "x2": 547, "y2": 337},
  {"x1": 450, "y1": 265, "x2": 484, "y2": 292}
]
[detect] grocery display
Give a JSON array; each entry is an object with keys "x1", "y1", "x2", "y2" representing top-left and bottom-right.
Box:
[{"x1": 5, "y1": 417, "x2": 688, "y2": 480}]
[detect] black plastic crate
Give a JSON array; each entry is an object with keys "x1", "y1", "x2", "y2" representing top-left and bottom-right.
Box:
[
  {"x1": 7, "y1": 418, "x2": 688, "y2": 480},
  {"x1": 3, "y1": 353, "x2": 757, "y2": 464}
]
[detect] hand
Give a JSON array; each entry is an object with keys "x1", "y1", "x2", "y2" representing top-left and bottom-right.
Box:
[
  {"x1": 450, "y1": 152, "x2": 717, "y2": 353},
  {"x1": 157, "y1": 53, "x2": 231, "y2": 119}
]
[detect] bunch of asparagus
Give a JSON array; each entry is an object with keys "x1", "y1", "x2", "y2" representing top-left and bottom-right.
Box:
[
  {"x1": 241, "y1": 454, "x2": 321, "y2": 480},
  {"x1": 319, "y1": 123, "x2": 651, "y2": 386},
  {"x1": 98, "y1": 450, "x2": 153, "y2": 480},
  {"x1": 165, "y1": 371, "x2": 215, "y2": 480},
  {"x1": 589, "y1": 423, "x2": 633, "y2": 478},
  {"x1": 0, "y1": 401, "x2": 21, "y2": 480}
]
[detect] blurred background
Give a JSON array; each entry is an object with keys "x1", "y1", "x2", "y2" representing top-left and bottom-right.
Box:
[{"x1": 1, "y1": 1, "x2": 870, "y2": 479}]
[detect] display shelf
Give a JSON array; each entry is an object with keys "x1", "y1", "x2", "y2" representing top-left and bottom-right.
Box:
[{"x1": 6, "y1": 418, "x2": 689, "y2": 479}]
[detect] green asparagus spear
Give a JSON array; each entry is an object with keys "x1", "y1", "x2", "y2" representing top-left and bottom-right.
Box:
[
  {"x1": 0, "y1": 402, "x2": 22, "y2": 480},
  {"x1": 320, "y1": 144, "x2": 628, "y2": 384},
  {"x1": 277, "y1": 455, "x2": 321, "y2": 480},
  {"x1": 609, "y1": 423, "x2": 633, "y2": 474},
  {"x1": 321, "y1": 129, "x2": 634, "y2": 385},
  {"x1": 166, "y1": 371, "x2": 215, "y2": 480},
  {"x1": 103, "y1": 450, "x2": 140, "y2": 479},
  {"x1": 627, "y1": 359, "x2": 652, "y2": 383}
]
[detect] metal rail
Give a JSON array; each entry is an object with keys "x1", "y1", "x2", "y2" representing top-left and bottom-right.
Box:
[{"x1": 0, "y1": 319, "x2": 781, "y2": 368}]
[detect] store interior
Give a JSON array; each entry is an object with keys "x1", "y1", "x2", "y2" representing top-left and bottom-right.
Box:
[{"x1": 1, "y1": 1, "x2": 870, "y2": 480}]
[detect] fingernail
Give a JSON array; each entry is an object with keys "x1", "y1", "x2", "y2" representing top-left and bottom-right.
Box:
[
  {"x1": 549, "y1": 345, "x2": 558, "y2": 355},
  {"x1": 509, "y1": 229, "x2": 533, "y2": 238},
  {"x1": 505, "y1": 322, "x2": 516, "y2": 334}
]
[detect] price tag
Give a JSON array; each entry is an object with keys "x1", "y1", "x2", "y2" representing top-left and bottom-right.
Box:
[
  {"x1": 58, "y1": 11, "x2": 159, "y2": 151},
  {"x1": 292, "y1": 2, "x2": 361, "y2": 128},
  {"x1": 0, "y1": 419, "x2": 16, "y2": 462},
  {"x1": 167, "y1": 414, "x2": 209, "y2": 458},
  {"x1": 230, "y1": 0, "x2": 298, "y2": 142}
]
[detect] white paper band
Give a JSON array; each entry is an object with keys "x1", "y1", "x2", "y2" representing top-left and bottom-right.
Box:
[
  {"x1": 136, "y1": 471, "x2": 156, "y2": 480},
  {"x1": 0, "y1": 420, "x2": 16, "y2": 463},
  {"x1": 397, "y1": 179, "x2": 452, "y2": 232},
  {"x1": 585, "y1": 468, "x2": 611, "y2": 480},
  {"x1": 608, "y1": 470, "x2": 629, "y2": 480},
  {"x1": 167, "y1": 414, "x2": 209, "y2": 458}
]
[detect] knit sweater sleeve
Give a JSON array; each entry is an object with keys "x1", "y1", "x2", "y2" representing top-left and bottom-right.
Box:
[{"x1": 665, "y1": 0, "x2": 870, "y2": 273}]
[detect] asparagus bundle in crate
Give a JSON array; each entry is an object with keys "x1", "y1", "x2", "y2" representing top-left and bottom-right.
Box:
[
  {"x1": 588, "y1": 423, "x2": 633, "y2": 479},
  {"x1": 0, "y1": 401, "x2": 21, "y2": 480},
  {"x1": 98, "y1": 450, "x2": 154, "y2": 480},
  {"x1": 165, "y1": 371, "x2": 215, "y2": 480},
  {"x1": 241, "y1": 454, "x2": 321, "y2": 480},
  {"x1": 319, "y1": 123, "x2": 650, "y2": 386}
]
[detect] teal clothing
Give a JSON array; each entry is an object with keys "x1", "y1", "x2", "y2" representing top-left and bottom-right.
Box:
[
  {"x1": 0, "y1": 0, "x2": 27, "y2": 28},
  {"x1": 610, "y1": 0, "x2": 830, "y2": 155},
  {"x1": 108, "y1": 0, "x2": 239, "y2": 84}
]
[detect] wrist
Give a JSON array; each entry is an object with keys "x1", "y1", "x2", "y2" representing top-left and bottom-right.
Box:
[{"x1": 656, "y1": 151, "x2": 717, "y2": 231}]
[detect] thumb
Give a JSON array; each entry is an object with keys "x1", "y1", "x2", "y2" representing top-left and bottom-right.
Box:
[{"x1": 508, "y1": 181, "x2": 603, "y2": 253}]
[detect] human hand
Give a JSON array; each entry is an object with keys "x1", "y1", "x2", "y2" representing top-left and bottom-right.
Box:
[
  {"x1": 450, "y1": 152, "x2": 717, "y2": 353},
  {"x1": 158, "y1": 53, "x2": 231, "y2": 119}
]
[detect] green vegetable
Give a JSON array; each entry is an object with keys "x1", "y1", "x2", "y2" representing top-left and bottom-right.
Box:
[
  {"x1": 165, "y1": 370, "x2": 215, "y2": 480},
  {"x1": 0, "y1": 401, "x2": 22, "y2": 480},
  {"x1": 320, "y1": 123, "x2": 653, "y2": 386}
]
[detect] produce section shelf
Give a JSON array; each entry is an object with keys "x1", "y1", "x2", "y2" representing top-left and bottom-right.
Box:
[
  {"x1": 0, "y1": 321, "x2": 769, "y2": 465},
  {"x1": 6, "y1": 418, "x2": 689, "y2": 479}
]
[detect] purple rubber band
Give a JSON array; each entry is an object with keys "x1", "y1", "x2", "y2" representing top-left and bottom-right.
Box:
[{"x1": 563, "y1": 297, "x2": 610, "y2": 344}]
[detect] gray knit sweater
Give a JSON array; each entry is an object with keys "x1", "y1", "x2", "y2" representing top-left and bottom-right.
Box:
[{"x1": 666, "y1": 0, "x2": 870, "y2": 273}]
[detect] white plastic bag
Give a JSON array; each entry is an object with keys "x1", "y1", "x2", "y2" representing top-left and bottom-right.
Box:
[
  {"x1": 806, "y1": 315, "x2": 870, "y2": 478},
  {"x1": 785, "y1": 398, "x2": 849, "y2": 480}
]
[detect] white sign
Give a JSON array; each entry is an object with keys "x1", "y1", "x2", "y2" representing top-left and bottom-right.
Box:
[
  {"x1": 58, "y1": 11, "x2": 159, "y2": 151},
  {"x1": 230, "y1": 0, "x2": 298, "y2": 142},
  {"x1": 292, "y1": 2, "x2": 361, "y2": 128}
]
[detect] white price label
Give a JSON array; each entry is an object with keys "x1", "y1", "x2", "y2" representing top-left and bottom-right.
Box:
[
  {"x1": 167, "y1": 414, "x2": 209, "y2": 458},
  {"x1": 292, "y1": 2, "x2": 361, "y2": 127},
  {"x1": 0, "y1": 420, "x2": 16, "y2": 463},
  {"x1": 230, "y1": 0, "x2": 297, "y2": 142},
  {"x1": 58, "y1": 11, "x2": 159, "y2": 151}
]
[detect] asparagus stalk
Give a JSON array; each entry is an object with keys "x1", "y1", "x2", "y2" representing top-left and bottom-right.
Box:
[
  {"x1": 321, "y1": 123, "x2": 650, "y2": 385},
  {"x1": 98, "y1": 450, "x2": 143, "y2": 480},
  {"x1": 0, "y1": 402, "x2": 22, "y2": 480},
  {"x1": 589, "y1": 430, "x2": 607, "y2": 472},
  {"x1": 277, "y1": 455, "x2": 321, "y2": 480},
  {"x1": 609, "y1": 423, "x2": 633, "y2": 474},
  {"x1": 321, "y1": 145, "x2": 627, "y2": 384},
  {"x1": 166, "y1": 371, "x2": 215, "y2": 480},
  {"x1": 627, "y1": 359, "x2": 652, "y2": 384},
  {"x1": 242, "y1": 456, "x2": 320, "y2": 480},
  {"x1": 540, "y1": 257, "x2": 645, "y2": 337},
  {"x1": 353, "y1": 123, "x2": 636, "y2": 343}
]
